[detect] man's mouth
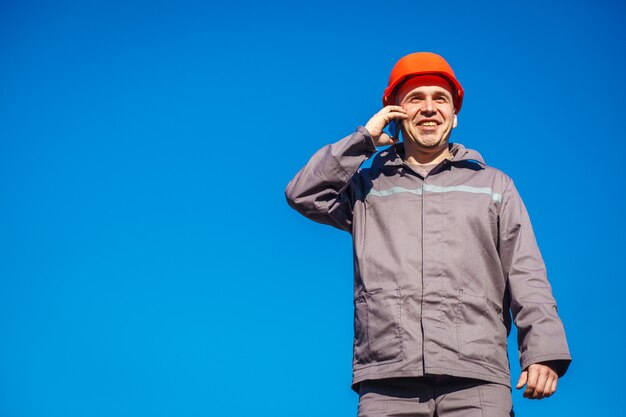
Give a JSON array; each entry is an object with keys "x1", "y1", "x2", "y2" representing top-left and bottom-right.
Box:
[{"x1": 417, "y1": 120, "x2": 439, "y2": 128}]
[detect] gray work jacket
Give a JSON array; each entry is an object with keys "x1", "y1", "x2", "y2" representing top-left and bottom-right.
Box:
[{"x1": 285, "y1": 127, "x2": 571, "y2": 391}]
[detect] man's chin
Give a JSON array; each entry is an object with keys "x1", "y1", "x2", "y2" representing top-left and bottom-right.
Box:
[
  {"x1": 409, "y1": 137, "x2": 446, "y2": 150},
  {"x1": 419, "y1": 141, "x2": 443, "y2": 149}
]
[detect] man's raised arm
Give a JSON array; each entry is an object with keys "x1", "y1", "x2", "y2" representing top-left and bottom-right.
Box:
[{"x1": 285, "y1": 106, "x2": 407, "y2": 232}]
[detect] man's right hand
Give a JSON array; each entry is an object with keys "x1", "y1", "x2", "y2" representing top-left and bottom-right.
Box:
[{"x1": 364, "y1": 106, "x2": 408, "y2": 147}]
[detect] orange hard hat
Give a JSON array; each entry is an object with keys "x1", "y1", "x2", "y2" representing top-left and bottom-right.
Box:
[{"x1": 382, "y1": 52, "x2": 464, "y2": 113}]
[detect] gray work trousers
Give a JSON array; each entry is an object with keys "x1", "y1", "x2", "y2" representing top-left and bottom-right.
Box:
[{"x1": 357, "y1": 376, "x2": 514, "y2": 417}]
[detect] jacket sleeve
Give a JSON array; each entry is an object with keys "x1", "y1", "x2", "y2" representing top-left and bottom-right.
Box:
[
  {"x1": 498, "y1": 178, "x2": 572, "y2": 377},
  {"x1": 285, "y1": 127, "x2": 377, "y2": 233}
]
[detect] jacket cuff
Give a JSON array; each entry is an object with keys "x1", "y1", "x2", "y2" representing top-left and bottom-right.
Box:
[
  {"x1": 520, "y1": 354, "x2": 572, "y2": 378},
  {"x1": 355, "y1": 126, "x2": 378, "y2": 154}
]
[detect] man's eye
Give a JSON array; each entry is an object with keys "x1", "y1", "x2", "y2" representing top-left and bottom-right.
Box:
[
  {"x1": 410, "y1": 97, "x2": 422, "y2": 103},
  {"x1": 435, "y1": 97, "x2": 447, "y2": 103}
]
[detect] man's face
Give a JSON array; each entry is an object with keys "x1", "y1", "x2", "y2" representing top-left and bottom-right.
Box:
[{"x1": 396, "y1": 76, "x2": 458, "y2": 152}]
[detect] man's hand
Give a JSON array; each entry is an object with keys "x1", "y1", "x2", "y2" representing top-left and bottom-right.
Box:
[
  {"x1": 516, "y1": 362, "x2": 559, "y2": 399},
  {"x1": 364, "y1": 106, "x2": 408, "y2": 147}
]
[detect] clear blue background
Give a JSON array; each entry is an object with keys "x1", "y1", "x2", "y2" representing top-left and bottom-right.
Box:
[{"x1": 1, "y1": 0, "x2": 624, "y2": 415}]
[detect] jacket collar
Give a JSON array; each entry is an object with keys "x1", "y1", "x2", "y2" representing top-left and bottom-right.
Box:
[{"x1": 372, "y1": 142, "x2": 486, "y2": 170}]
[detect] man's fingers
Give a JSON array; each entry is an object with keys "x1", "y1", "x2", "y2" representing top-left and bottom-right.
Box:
[
  {"x1": 543, "y1": 375, "x2": 555, "y2": 397},
  {"x1": 532, "y1": 368, "x2": 550, "y2": 399},
  {"x1": 381, "y1": 105, "x2": 407, "y2": 113},
  {"x1": 382, "y1": 110, "x2": 408, "y2": 122},
  {"x1": 379, "y1": 106, "x2": 408, "y2": 123},
  {"x1": 388, "y1": 112, "x2": 409, "y2": 119},
  {"x1": 515, "y1": 370, "x2": 528, "y2": 389},
  {"x1": 375, "y1": 106, "x2": 406, "y2": 119},
  {"x1": 521, "y1": 364, "x2": 558, "y2": 399},
  {"x1": 365, "y1": 106, "x2": 408, "y2": 144},
  {"x1": 523, "y1": 367, "x2": 539, "y2": 398},
  {"x1": 544, "y1": 371, "x2": 558, "y2": 397}
]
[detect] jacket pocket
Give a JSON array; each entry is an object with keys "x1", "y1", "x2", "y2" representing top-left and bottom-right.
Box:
[
  {"x1": 455, "y1": 289, "x2": 508, "y2": 369},
  {"x1": 354, "y1": 288, "x2": 404, "y2": 367}
]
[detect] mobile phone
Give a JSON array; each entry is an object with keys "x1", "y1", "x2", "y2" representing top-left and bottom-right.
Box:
[{"x1": 387, "y1": 120, "x2": 401, "y2": 140}]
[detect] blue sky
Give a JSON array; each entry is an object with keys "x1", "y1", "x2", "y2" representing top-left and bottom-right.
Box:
[{"x1": 1, "y1": 0, "x2": 625, "y2": 416}]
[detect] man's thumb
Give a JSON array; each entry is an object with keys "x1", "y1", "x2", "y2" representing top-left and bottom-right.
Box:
[
  {"x1": 376, "y1": 132, "x2": 395, "y2": 146},
  {"x1": 515, "y1": 370, "x2": 528, "y2": 389}
]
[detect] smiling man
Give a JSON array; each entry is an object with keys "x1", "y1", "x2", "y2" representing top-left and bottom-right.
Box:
[{"x1": 285, "y1": 52, "x2": 571, "y2": 417}]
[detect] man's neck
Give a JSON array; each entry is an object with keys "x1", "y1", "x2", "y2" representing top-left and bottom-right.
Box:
[{"x1": 404, "y1": 142, "x2": 451, "y2": 166}]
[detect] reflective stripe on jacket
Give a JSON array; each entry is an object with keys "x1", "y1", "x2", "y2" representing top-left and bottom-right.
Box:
[{"x1": 285, "y1": 127, "x2": 571, "y2": 391}]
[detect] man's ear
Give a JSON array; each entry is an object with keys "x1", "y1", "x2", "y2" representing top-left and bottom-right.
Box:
[{"x1": 453, "y1": 114, "x2": 458, "y2": 128}]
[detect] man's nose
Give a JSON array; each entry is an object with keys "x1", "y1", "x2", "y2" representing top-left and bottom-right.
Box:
[{"x1": 420, "y1": 97, "x2": 435, "y2": 114}]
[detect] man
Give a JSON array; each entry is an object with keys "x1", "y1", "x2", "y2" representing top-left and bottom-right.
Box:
[{"x1": 285, "y1": 52, "x2": 571, "y2": 416}]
